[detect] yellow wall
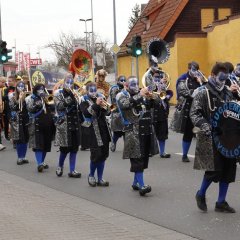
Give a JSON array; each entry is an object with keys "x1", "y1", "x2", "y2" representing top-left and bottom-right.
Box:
[{"x1": 118, "y1": 16, "x2": 240, "y2": 104}]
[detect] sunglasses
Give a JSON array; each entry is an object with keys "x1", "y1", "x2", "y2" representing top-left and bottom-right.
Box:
[{"x1": 119, "y1": 78, "x2": 126, "y2": 82}]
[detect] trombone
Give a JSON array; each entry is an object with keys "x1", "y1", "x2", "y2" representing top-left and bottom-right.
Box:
[
  {"x1": 19, "y1": 91, "x2": 31, "y2": 112},
  {"x1": 44, "y1": 89, "x2": 54, "y2": 105},
  {"x1": 195, "y1": 70, "x2": 208, "y2": 85}
]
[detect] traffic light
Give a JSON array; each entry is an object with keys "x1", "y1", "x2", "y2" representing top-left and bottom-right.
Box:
[
  {"x1": 134, "y1": 35, "x2": 142, "y2": 57},
  {"x1": 0, "y1": 40, "x2": 12, "y2": 63},
  {"x1": 126, "y1": 35, "x2": 142, "y2": 57}
]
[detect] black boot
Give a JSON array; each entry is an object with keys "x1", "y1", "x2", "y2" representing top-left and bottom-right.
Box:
[
  {"x1": 37, "y1": 164, "x2": 44, "y2": 172},
  {"x1": 56, "y1": 167, "x2": 63, "y2": 177},
  {"x1": 68, "y1": 170, "x2": 81, "y2": 178},
  {"x1": 22, "y1": 158, "x2": 29, "y2": 164},
  {"x1": 182, "y1": 155, "x2": 190, "y2": 162},
  {"x1": 160, "y1": 153, "x2": 171, "y2": 158},
  {"x1": 17, "y1": 159, "x2": 24, "y2": 165},
  {"x1": 195, "y1": 191, "x2": 207, "y2": 212},
  {"x1": 97, "y1": 179, "x2": 109, "y2": 187},
  {"x1": 139, "y1": 185, "x2": 151, "y2": 196},
  {"x1": 215, "y1": 201, "x2": 236, "y2": 213}
]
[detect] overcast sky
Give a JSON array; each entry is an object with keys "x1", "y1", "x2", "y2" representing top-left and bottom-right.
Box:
[{"x1": 1, "y1": 0, "x2": 147, "y2": 62}]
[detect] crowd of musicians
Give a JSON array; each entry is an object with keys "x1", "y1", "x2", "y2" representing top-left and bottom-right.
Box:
[{"x1": 1, "y1": 60, "x2": 240, "y2": 212}]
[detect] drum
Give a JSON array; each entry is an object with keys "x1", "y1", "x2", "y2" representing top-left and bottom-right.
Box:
[{"x1": 212, "y1": 101, "x2": 240, "y2": 158}]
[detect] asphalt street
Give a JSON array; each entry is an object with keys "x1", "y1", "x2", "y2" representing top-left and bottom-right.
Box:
[{"x1": 1, "y1": 128, "x2": 240, "y2": 240}]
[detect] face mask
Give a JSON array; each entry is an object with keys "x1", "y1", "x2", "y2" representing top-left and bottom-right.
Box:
[
  {"x1": 128, "y1": 78, "x2": 139, "y2": 93},
  {"x1": 36, "y1": 86, "x2": 45, "y2": 97},
  {"x1": 88, "y1": 86, "x2": 97, "y2": 98},
  {"x1": 215, "y1": 72, "x2": 228, "y2": 91},
  {"x1": 235, "y1": 66, "x2": 240, "y2": 77},
  {"x1": 98, "y1": 75, "x2": 105, "y2": 82},
  {"x1": 118, "y1": 77, "x2": 126, "y2": 86},
  {"x1": 17, "y1": 83, "x2": 25, "y2": 92},
  {"x1": 189, "y1": 67, "x2": 198, "y2": 78},
  {"x1": 64, "y1": 78, "x2": 74, "y2": 89}
]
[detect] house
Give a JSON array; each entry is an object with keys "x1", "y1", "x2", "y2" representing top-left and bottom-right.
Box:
[{"x1": 118, "y1": 0, "x2": 240, "y2": 103}]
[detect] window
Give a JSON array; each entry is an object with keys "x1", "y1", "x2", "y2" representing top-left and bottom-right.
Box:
[
  {"x1": 218, "y1": 8, "x2": 231, "y2": 20},
  {"x1": 201, "y1": 9, "x2": 214, "y2": 30}
]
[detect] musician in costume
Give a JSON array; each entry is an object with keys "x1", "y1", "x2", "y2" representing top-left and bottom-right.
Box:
[
  {"x1": 54, "y1": 74, "x2": 81, "y2": 178},
  {"x1": 190, "y1": 62, "x2": 236, "y2": 213},
  {"x1": 95, "y1": 69, "x2": 110, "y2": 98},
  {"x1": 109, "y1": 75, "x2": 126, "y2": 152},
  {"x1": 225, "y1": 62, "x2": 240, "y2": 101},
  {"x1": 2, "y1": 75, "x2": 16, "y2": 141},
  {"x1": 80, "y1": 82, "x2": 111, "y2": 187},
  {"x1": 116, "y1": 76, "x2": 158, "y2": 196},
  {"x1": 171, "y1": 61, "x2": 203, "y2": 162},
  {"x1": 0, "y1": 76, "x2": 6, "y2": 151},
  {"x1": 151, "y1": 69, "x2": 173, "y2": 158},
  {"x1": 8, "y1": 81, "x2": 29, "y2": 165},
  {"x1": 26, "y1": 84, "x2": 55, "y2": 172}
]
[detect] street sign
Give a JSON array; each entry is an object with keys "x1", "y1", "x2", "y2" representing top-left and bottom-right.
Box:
[
  {"x1": 73, "y1": 39, "x2": 86, "y2": 51},
  {"x1": 110, "y1": 44, "x2": 120, "y2": 54},
  {"x1": 30, "y1": 59, "x2": 42, "y2": 66}
]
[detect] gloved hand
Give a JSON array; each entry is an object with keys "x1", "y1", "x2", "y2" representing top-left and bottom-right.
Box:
[{"x1": 201, "y1": 123, "x2": 212, "y2": 137}]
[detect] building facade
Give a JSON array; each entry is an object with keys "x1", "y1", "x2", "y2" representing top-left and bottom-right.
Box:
[{"x1": 118, "y1": 0, "x2": 240, "y2": 103}]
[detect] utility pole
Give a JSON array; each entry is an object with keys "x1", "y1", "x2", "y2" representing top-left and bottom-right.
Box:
[
  {"x1": 113, "y1": 0, "x2": 117, "y2": 79},
  {"x1": 0, "y1": 2, "x2": 3, "y2": 76},
  {"x1": 90, "y1": 0, "x2": 95, "y2": 76}
]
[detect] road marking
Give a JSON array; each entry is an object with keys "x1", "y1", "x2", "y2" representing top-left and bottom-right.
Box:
[{"x1": 175, "y1": 153, "x2": 195, "y2": 158}]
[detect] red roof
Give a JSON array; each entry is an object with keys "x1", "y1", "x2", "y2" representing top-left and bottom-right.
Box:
[{"x1": 120, "y1": 0, "x2": 189, "y2": 54}]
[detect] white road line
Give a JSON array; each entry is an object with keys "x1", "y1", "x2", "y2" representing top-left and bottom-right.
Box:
[{"x1": 175, "y1": 153, "x2": 195, "y2": 158}]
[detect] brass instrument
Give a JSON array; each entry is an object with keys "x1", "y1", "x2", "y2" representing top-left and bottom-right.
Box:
[
  {"x1": 19, "y1": 91, "x2": 31, "y2": 111},
  {"x1": 195, "y1": 70, "x2": 208, "y2": 84},
  {"x1": 142, "y1": 38, "x2": 171, "y2": 100},
  {"x1": 101, "y1": 99, "x2": 117, "y2": 111},
  {"x1": 44, "y1": 89, "x2": 54, "y2": 105}
]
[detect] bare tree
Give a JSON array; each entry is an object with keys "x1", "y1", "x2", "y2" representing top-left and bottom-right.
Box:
[
  {"x1": 45, "y1": 32, "x2": 114, "y2": 73},
  {"x1": 128, "y1": 3, "x2": 141, "y2": 30},
  {"x1": 45, "y1": 32, "x2": 81, "y2": 70}
]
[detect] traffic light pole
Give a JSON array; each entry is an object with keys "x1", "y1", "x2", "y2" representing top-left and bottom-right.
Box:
[
  {"x1": 0, "y1": 3, "x2": 3, "y2": 76},
  {"x1": 136, "y1": 56, "x2": 139, "y2": 81}
]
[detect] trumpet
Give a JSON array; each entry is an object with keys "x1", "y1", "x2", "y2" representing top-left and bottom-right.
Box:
[{"x1": 100, "y1": 99, "x2": 117, "y2": 111}]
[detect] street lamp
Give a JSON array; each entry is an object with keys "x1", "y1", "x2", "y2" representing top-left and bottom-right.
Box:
[{"x1": 79, "y1": 18, "x2": 92, "y2": 51}]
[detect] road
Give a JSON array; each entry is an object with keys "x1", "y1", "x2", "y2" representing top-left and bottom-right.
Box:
[{"x1": 1, "y1": 125, "x2": 240, "y2": 240}]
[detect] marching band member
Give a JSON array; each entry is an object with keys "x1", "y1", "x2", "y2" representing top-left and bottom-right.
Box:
[
  {"x1": 172, "y1": 61, "x2": 203, "y2": 162},
  {"x1": 54, "y1": 74, "x2": 81, "y2": 178},
  {"x1": 116, "y1": 76, "x2": 158, "y2": 196},
  {"x1": 26, "y1": 84, "x2": 55, "y2": 172},
  {"x1": 2, "y1": 75, "x2": 16, "y2": 141},
  {"x1": 225, "y1": 62, "x2": 240, "y2": 100},
  {"x1": 8, "y1": 81, "x2": 29, "y2": 165},
  {"x1": 152, "y1": 69, "x2": 173, "y2": 158},
  {"x1": 95, "y1": 69, "x2": 110, "y2": 98},
  {"x1": 0, "y1": 76, "x2": 6, "y2": 151},
  {"x1": 80, "y1": 82, "x2": 111, "y2": 187},
  {"x1": 190, "y1": 62, "x2": 236, "y2": 213},
  {"x1": 109, "y1": 75, "x2": 126, "y2": 152}
]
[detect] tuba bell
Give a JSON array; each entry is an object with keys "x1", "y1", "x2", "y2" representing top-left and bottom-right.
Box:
[
  {"x1": 146, "y1": 37, "x2": 170, "y2": 64},
  {"x1": 142, "y1": 38, "x2": 171, "y2": 100}
]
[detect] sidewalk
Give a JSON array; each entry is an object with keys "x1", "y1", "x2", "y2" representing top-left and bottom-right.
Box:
[{"x1": 0, "y1": 170, "x2": 199, "y2": 240}]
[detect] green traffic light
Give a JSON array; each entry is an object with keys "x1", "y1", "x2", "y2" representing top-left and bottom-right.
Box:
[
  {"x1": 1, "y1": 55, "x2": 7, "y2": 61},
  {"x1": 135, "y1": 49, "x2": 142, "y2": 56}
]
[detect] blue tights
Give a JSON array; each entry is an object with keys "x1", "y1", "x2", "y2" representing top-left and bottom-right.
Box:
[{"x1": 16, "y1": 143, "x2": 28, "y2": 158}]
